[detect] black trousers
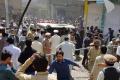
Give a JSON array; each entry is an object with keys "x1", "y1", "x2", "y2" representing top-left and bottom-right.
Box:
[{"x1": 82, "y1": 48, "x2": 88, "y2": 65}]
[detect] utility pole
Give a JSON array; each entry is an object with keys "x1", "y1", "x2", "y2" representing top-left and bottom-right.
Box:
[
  {"x1": 18, "y1": 0, "x2": 32, "y2": 27},
  {"x1": 17, "y1": 0, "x2": 32, "y2": 33},
  {"x1": 5, "y1": 0, "x2": 9, "y2": 28}
]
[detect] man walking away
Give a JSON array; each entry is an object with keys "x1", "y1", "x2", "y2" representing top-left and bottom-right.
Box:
[{"x1": 56, "y1": 37, "x2": 75, "y2": 61}]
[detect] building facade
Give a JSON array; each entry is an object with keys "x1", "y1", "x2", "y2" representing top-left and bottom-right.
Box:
[
  {"x1": 50, "y1": 0, "x2": 84, "y2": 20},
  {"x1": 23, "y1": 0, "x2": 84, "y2": 22},
  {"x1": 87, "y1": 0, "x2": 120, "y2": 36},
  {"x1": 87, "y1": 1, "x2": 103, "y2": 27},
  {"x1": 0, "y1": 0, "x2": 22, "y2": 19}
]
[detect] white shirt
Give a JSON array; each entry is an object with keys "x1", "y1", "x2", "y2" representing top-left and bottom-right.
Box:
[
  {"x1": 39, "y1": 35, "x2": 44, "y2": 42},
  {"x1": 97, "y1": 71, "x2": 104, "y2": 80},
  {"x1": 50, "y1": 34, "x2": 61, "y2": 54},
  {"x1": 31, "y1": 40, "x2": 43, "y2": 54},
  {"x1": 56, "y1": 41, "x2": 75, "y2": 61},
  {"x1": 61, "y1": 35, "x2": 68, "y2": 42},
  {"x1": 116, "y1": 46, "x2": 120, "y2": 56},
  {"x1": 19, "y1": 35, "x2": 26, "y2": 42},
  {"x1": 36, "y1": 32, "x2": 42, "y2": 39},
  {"x1": 2, "y1": 44, "x2": 21, "y2": 70},
  {"x1": 91, "y1": 55, "x2": 105, "y2": 80},
  {"x1": 0, "y1": 33, "x2": 2, "y2": 40}
]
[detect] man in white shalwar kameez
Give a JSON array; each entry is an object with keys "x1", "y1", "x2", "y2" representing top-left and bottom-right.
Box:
[
  {"x1": 2, "y1": 37, "x2": 21, "y2": 70},
  {"x1": 31, "y1": 36, "x2": 43, "y2": 54},
  {"x1": 50, "y1": 30, "x2": 61, "y2": 55},
  {"x1": 56, "y1": 37, "x2": 75, "y2": 61}
]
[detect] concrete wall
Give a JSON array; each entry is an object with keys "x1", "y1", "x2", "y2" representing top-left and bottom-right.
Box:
[
  {"x1": 0, "y1": 0, "x2": 22, "y2": 17},
  {"x1": 23, "y1": 0, "x2": 50, "y2": 18},
  {"x1": 87, "y1": 3, "x2": 103, "y2": 27},
  {"x1": 10, "y1": 0, "x2": 22, "y2": 14},
  {"x1": 104, "y1": 5, "x2": 120, "y2": 36},
  {"x1": 51, "y1": 0, "x2": 83, "y2": 20},
  {"x1": 0, "y1": 0, "x2": 5, "y2": 17},
  {"x1": 22, "y1": 0, "x2": 83, "y2": 19}
]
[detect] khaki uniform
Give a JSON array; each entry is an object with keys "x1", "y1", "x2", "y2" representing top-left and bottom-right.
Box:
[
  {"x1": 90, "y1": 55, "x2": 105, "y2": 80},
  {"x1": 88, "y1": 47, "x2": 100, "y2": 71},
  {"x1": 16, "y1": 58, "x2": 57, "y2": 80},
  {"x1": 27, "y1": 32, "x2": 36, "y2": 41},
  {"x1": 42, "y1": 39, "x2": 51, "y2": 54}
]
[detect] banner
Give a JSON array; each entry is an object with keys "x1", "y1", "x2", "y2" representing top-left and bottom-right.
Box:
[{"x1": 104, "y1": 0, "x2": 115, "y2": 13}]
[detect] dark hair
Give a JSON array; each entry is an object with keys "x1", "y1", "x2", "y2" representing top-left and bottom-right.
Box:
[
  {"x1": 86, "y1": 33, "x2": 90, "y2": 37},
  {"x1": 34, "y1": 36, "x2": 39, "y2": 40},
  {"x1": 1, "y1": 52, "x2": 12, "y2": 61},
  {"x1": 41, "y1": 31, "x2": 45, "y2": 35},
  {"x1": 56, "y1": 51, "x2": 64, "y2": 56},
  {"x1": 25, "y1": 39, "x2": 32, "y2": 47},
  {"x1": 119, "y1": 29, "x2": 120, "y2": 32},
  {"x1": 64, "y1": 37, "x2": 69, "y2": 41},
  {"x1": 32, "y1": 28, "x2": 36, "y2": 31},
  {"x1": 37, "y1": 28, "x2": 40, "y2": 32},
  {"x1": 32, "y1": 56, "x2": 48, "y2": 72},
  {"x1": 94, "y1": 36, "x2": 98, "y2": 39},
  {"x1": 101, "y1": 45, "x2": 107, "y2": 54},
  {"x1": 6, "y1": 37, "x2": 14, "y2": 44},
  {"x1": 87, "y1": 27, "x2": 89, "y2": 30},
  {"x1": 105, "y1": 61, "x2": 114, "y2": 66},
  {"x1": 108, "y1": 28, "x2": 111, "y2": 29},
  {"x1": 30, "y1": 27, "x2": 33, "y2": 30},
  {"x1": 2, "y1": 32, "x2": 8, "y2": 37}
]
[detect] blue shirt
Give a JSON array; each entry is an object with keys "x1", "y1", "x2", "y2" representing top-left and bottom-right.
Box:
[
  {"x1": 0, "y1": 64, "x2": 17, "y2": 80},
  {"x1": 48, "y1": 59, "x2": 78, "y2": 80}
]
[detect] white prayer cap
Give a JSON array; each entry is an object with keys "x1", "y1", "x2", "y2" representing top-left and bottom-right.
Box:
[
  {"x1": 104, "y1": 54, "x2": 117, "y2": 64},
  {"x1": 53, "y1": 30, "x2": 59, "y2": 33},
  {"x1": 116, "y1": 38, "x2": 120, "y2": 42},
  {"x1": 45, "y1": 32, "x2": 51, "y2": 36},
  {"x1": 2, "y1": 20, "x2": 6, "y2": 22}
]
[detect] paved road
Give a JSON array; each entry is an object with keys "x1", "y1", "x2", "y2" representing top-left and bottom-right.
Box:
[{"x1": 71, "y1": 61, "x2": 89, "y2": 80}]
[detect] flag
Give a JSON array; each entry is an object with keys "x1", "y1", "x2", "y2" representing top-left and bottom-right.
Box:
[
  {"x1": 84, "y1": 0, "x2": 88, "y2": 26},
  {"x1": 104, "y1": 0, "x2": 115, "y2": 13}
]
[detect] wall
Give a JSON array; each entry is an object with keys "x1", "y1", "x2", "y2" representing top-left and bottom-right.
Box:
[
  {"x1": 104, "y1": 5, "x2": 120, "y2": 36},
  {"x1": 0, "y1": 0, "x2": 6, "y2": 17},
  {"x1": 0, "y1": 0, "x2": 22, "y2": 17},
  {"x1": 51, "y1": 0, "x2": 83, "y2": 20},
  {"x1": 87, "y1": 2, "x2": 103, "y2": 27},
  {"x1": 23, "y1": 0, "x2": 50, "y2": 18}
]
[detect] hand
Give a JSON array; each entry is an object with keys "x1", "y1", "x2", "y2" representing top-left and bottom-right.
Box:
[
  {"x1": 31, "y1": 53, "x2": 40, "y2": 60},
  {"x1": 77, "y1": 65, "x2": 84, "y2": 72},
  {"x1": 77, "y1": 65, "x2": 81, "y2": 68},
  {"x1": 8, "y1": 61, "x2": 13, "y2": 67}
]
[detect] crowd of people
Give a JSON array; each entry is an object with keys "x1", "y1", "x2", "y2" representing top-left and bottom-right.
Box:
[{"x1": 0, "y1": 18, "x2": 120, "y2": 80}]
